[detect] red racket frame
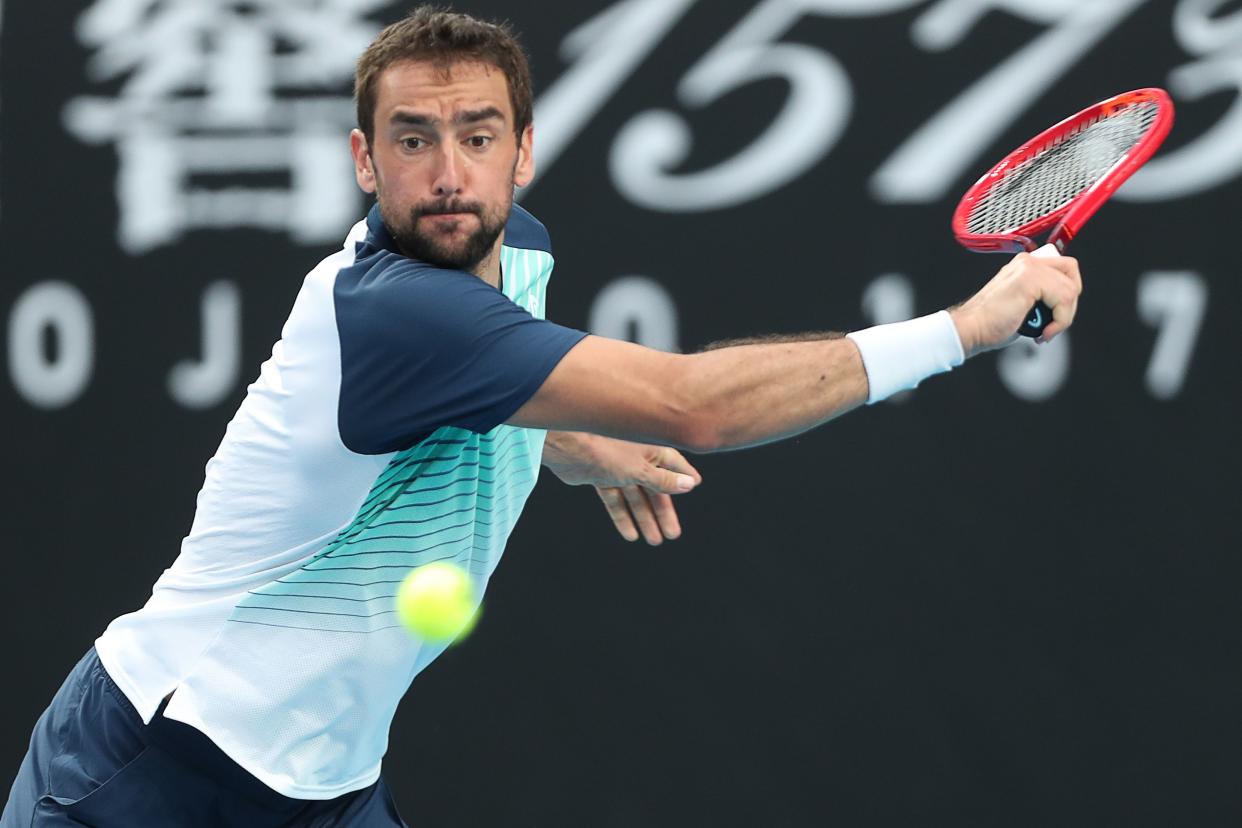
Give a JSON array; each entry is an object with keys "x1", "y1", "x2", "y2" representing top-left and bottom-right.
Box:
[{"x1": 952, "y1": 87, "x2": 1175, "y2": 254}]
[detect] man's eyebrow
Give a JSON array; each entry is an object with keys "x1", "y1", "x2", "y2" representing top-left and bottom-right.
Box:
[
  {"x1": 453, "y1": 106, "x2": 505, "y2": 125},
  {"x1": 388, "y1": 107, "x2": 506, "y2": 128},
  {"x1": 389, "y1": 111, "x2": 435, "y2": 128}
]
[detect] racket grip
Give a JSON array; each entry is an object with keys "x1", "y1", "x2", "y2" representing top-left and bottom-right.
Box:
[{"x1": 1019, "y1": 244, "x2": 1059, "y2": 338}]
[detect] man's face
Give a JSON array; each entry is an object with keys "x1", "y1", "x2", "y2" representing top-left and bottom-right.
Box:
[{"x1": 350, "y1": 60, "x2": 534, "y2": 275}]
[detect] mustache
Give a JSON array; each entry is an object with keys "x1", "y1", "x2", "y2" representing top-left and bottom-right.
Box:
[{"x1": 411, "y1": 199, "x2": 484, "y2": 218}]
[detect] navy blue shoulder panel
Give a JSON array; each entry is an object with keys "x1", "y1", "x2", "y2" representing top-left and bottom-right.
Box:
[
  {"x1": 333, "y1": 249, "x2": 585, "y2": 455},
  {"x1": 503, "y1": 203, "x2": 552, "y2": 253}
]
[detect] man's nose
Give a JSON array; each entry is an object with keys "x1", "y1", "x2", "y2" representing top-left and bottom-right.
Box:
[{"x1": 431, "y1": 144, "x2": 463, "y2": 197}]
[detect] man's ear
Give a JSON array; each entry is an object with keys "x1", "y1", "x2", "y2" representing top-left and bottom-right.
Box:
[
  {"x1": 514, "y1": 124, "x2": 535, "y2": 188},
  {"x1": 351, "y1": 129, "x2": 377, "y2": 194}
]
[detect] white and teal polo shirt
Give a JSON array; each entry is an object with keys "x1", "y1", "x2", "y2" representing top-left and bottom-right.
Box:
[{"x1": 94, "y1": 203, "x2": 585, "y2": 800}]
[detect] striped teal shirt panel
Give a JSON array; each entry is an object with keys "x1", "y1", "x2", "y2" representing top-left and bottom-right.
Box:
[
  {"x1": 230, "y1": 236, "x2": 558, "y2": 633},
  {"x1": 233, "y1": 424, "x2": 541, "y2": 633}
]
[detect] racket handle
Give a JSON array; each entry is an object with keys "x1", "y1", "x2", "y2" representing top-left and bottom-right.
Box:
[{"x1": 1019, "y1": 243, "x2": 1060, "y2": 338}]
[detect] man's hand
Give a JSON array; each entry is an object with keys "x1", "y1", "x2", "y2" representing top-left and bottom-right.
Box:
[
  {"x1": 950, "y1": 250, "x2": 1083, "y2": 357},
  {"x1": 542, "y1": 431, "x2": 702, "y2": 545}
]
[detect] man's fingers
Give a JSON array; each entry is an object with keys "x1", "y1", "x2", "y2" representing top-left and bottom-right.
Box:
[
  {"x1": 1040, "y1": 290, "x2": 1079, "y2": 342},
  {"x1": 596, "y1": 486, "x2": 639, "y2": 542},
  {"x1": 654, "y1": 448, "x2": 702, "y2": 484},
  {"x1": 642, "y1": 466, "x2": 700, "y2": 494},
  {"x1": 621, "y1": 485, "x2": 664, "y2": 545},
  {"x1": 1037, "y1": 323, "x2": 1062, "y2": 342},
  {"x1": 638, "y1": 448, "x2": 701, "y2": 493},
  {"x1": 646, "y1": 491, "x2": 683, "y2": 540},
  {"x1": 963, "y1": 252, "x2": 1084, "y2": 354},
  {"x1": 1020, "y1": 250, "x2": 1079, "y2": 279},
  {"x1": 1042, "y1": 268, "x2": 1081, "y2": 341},
  {"x1": 1016, "y1": 253, "x2": 1081, "y2": 343},
  {"x1": 596, "y1": 486, "x2": 685, "y2": 545}
]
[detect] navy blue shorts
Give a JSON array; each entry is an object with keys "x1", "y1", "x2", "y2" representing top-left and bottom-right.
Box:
[{"x1": 2, "y1": 648, "x2": 408, "y2": 827}]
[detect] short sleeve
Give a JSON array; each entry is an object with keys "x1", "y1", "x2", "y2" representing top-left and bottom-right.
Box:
[{"x1": 334, "y1": 258, "x2": 586, "y2": 455}]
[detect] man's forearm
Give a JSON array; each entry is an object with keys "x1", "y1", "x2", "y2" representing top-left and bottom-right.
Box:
[
  {"x1": 677, "y1": 311, "x2": 968, "y2": 451},
  {"x1": 671, "y1": 336, "x2": 870, "y2": 451}
]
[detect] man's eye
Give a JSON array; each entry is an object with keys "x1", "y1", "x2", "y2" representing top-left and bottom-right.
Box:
[
  {"x1": 467, "y1": 136, "x2": 491, "y2": 149},
  {"x1": 401, "y1": 137, "x2": 424, "y2": 150}
]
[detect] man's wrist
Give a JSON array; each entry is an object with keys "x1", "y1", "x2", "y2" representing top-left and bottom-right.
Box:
[
  {"x1": 542, "y1": 430, "x2": 597, "y2": 465},
  {"x1": 846, "y1": 311, "x2": 966, "y2": 404},
  {"x1": 947, "y1": 306, "x2": 979, "y2": 358}
]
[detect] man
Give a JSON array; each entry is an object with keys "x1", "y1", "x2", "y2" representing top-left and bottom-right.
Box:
[{"x1": 3, "y1": 7, "x2": 1081, "y2": 827}]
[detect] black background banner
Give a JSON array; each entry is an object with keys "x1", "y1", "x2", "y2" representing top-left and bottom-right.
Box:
[{"x1": 2, "y1": 1, "x2": 1240, "y2": 824}]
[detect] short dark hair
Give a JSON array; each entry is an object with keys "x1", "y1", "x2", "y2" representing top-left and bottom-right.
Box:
[{"x1": 354, "y1": 6, "x2": 533, "y2": 146}]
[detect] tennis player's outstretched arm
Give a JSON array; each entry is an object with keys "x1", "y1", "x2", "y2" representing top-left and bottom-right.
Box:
[{"x1": 509, "y1": 251, "x2": 1082, "y2": 452}]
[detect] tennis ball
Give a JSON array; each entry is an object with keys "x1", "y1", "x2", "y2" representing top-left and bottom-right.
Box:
[{"x1": 396, "y1": 562, "x2": 478, "y2": 643}]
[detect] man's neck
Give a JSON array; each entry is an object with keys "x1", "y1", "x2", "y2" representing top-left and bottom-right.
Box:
[
  {"x1": 472, "y1": 237, "x2": 504, "y2": 290},
  {"x1": 471, "y1": 248, "x2": 501, "y2": 290}
]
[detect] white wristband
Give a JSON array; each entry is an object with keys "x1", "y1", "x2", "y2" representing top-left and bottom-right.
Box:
[{"x1": 846, "y1": 311, "x2": 965, "y2": 404}]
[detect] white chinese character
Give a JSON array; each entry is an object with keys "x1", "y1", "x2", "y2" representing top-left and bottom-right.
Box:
[{"x1": 64, "y1": 0, "x2": 390, "y2": 255}]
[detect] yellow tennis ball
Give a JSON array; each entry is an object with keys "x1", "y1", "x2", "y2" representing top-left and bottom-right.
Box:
[{"x1": 396, "y1": 562, "x2": 478, "y2": 643}]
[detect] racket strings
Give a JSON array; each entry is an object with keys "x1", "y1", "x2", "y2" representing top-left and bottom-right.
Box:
[{"x1": 965, "y1": 101, "x2": 1162, "y2": 235}]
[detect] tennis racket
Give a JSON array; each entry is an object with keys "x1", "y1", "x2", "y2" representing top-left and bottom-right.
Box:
[{"x1": 952, "y1": 87, "x2": 1174, "y2": 338}]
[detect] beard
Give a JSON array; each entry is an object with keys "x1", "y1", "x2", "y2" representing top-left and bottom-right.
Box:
[{"x1": 381, "y1": 193, "x2": 511, "y2": 274}]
